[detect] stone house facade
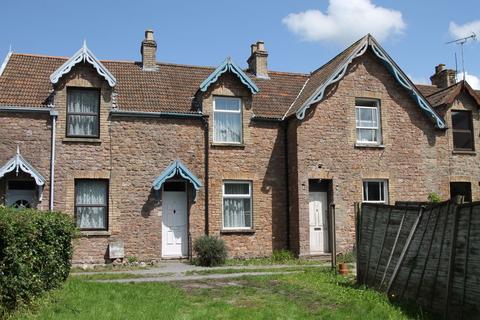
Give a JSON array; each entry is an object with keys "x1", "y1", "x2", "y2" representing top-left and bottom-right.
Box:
[{"x1": 0, "y1": 31, "x2": 479, "y2": 262}]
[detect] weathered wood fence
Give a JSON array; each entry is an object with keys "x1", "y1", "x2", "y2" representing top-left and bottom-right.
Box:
[{"x1": 356, "y1": 200, "x2": 480, "y2": 319}]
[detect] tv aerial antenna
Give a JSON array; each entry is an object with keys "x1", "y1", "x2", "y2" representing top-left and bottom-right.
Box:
[{"x1": 446, "y1": 33, "x2": 476, "y2": 81}]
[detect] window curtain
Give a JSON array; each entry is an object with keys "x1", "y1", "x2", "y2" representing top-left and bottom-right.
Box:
[
  {"x1": 68, "y1": 90, "x2": 99, "y2": 136},
  {"x1": 223, "y1": 183, "x2": 251, "y2": 228},
  {"x1": 356, "y1": 107, "x2": 378, "y2": 143},
  {"x1": 224, "y1": 198, "x2": 251, "y2": 228},
  {"x1": 214, "y1": 112, "x2": 241, "y2": 143},
  {"x1": 76, "y1": 181, "x2": 107, "y2": 229}
]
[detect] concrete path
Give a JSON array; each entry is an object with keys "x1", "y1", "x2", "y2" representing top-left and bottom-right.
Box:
[
  {"x1": 71, "y1": 261, "x2": 332, "y2": 283},
  {"x1": 93, "y1": 271, "x2": 302, "y2": 283},
  {"x1": 72, "y1": 262, "x2": 328, "y2": 276}
]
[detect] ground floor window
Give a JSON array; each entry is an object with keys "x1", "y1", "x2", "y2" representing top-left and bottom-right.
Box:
[
  {"x1": 223, "y1": 181, "x2": 252, "y2": 229},
  {"x1": 450, "y1": 182, "x2": 471, "y2": 202},
  {"x1": 75, "y1": 179, "x2": 108, "y2": 230},
  {"x1": 363, "y1": 180, "x2": 388, "y2": 204}
]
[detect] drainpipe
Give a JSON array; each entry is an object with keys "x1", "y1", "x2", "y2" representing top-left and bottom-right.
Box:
[
  {"x1": 283, "y1": 122, "x2": 290, "y2": 250},
  {"x1": 202, "y1": 115, "x2": 209, "y2": 235},
  {"x1": 49, "y1": 110, "x2": 58, "y2": 211}
]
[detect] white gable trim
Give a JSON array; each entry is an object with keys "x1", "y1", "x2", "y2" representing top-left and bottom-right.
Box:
[
  {"x1": 0, "y1": 48, "x2": 13, "y2": 77},
  {"x1": 50, "y1": 42, "x2": 116, "y2": 87},
  {"x1": 0, "y1": 147, "x2": 46, "y2": 186},
  {"x1": 294, "y1": 35, "x2": 447, "y2": 129}
]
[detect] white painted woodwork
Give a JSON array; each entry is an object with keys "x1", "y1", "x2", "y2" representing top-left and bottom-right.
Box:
[
  {"x1": 162, "y1": 190, "x2": 188, "y2": 257},
  {"x1": 309, "y1": 191, "x2": 329, "y2": 254}
]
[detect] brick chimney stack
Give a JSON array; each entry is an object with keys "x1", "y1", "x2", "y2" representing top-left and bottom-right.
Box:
[
  {"x1": 430, "y1": 64, "x2": 456, "y2": 88},
  {"x1": 247, "y1": 41, "x2": 269, "y2": 79},
  {"x1": 141, "y1": 29, "x2": 158, "y2": 71}
]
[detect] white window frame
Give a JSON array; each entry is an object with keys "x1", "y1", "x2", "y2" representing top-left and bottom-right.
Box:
[
  {"x1": 362, "y1": 180, "x2": 388, "y2": 204},
  {"x1": 213, "y1": 96, "x2": 243, "y2": 144},
  {"x1": 355, "y1": 99, "x2": 381, "y2": 145},
  {"x1": 222, "y1": 181, "x2": 252, "y2": 230}
]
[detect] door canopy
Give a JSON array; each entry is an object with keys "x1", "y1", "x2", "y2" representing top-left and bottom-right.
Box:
[
  {"x1": 152, "y1": 160, "x2": 202, "y2": 191},
  {"x1": 0, "y1": 147, "x2": 46, "y2": 186}
]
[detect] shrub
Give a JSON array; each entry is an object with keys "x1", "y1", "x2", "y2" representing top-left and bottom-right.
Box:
[
  {"x1": 193, "y1": 235, "x2": 227, "y2": 267},
  {"x1": 427, "y1": 192, "x2": 441, "y2": 203},
  {"x1": 271, "y1": 250, "x2": 294, "y2": 263},
  {"x1": 0, "y1": 206, "x2": 77, "y2": 313}
]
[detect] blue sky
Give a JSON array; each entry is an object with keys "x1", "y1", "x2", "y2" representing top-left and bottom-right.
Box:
[{"x1": 1, "y1": 0, "x2": 479, "y2": 87}]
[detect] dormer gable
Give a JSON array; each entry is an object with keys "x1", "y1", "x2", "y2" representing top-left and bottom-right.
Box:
[
  {"x1": 50, "y1": 42, "x2": 116, "y2": 87},
  {"x1": 199, "y1": 57, "x2": 259, "y2": 94},
  {"x1": 286, "y1": 34, "x2": 447, "y2": 130}
]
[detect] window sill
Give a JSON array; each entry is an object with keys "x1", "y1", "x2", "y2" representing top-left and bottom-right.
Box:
[
  {"x1": 355, "y1": 143, "x2": 385, "y2": 149},
  {"x1": 211, "y1": 143, "x2": 245, "y2": 149},
  {"x1": 220, "y1": 229, "x2": 255, "y2": 234},
  {"x1": 452, "y1": 150, "x2": 476, "y2": 155},
  {"x1": 80, "y1": 230, "x2": 111, "y2": 236},
  {"x1": 63, "y1": 137, "x2": 102, "y2": 144}
]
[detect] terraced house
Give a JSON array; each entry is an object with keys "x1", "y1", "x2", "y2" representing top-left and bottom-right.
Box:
[{"x1": 0, "y1": 30, "x2": 479, "y2": 263}]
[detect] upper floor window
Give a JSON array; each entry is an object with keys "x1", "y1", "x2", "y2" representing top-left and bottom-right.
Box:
[
  {"x1": 452, "y1": 110, "x2": 474, "y2": 151},
  {"x1": 75, "y1": 179, "x2": 108, "y2": 230},
  {"x1": 213, "y1": 97, "x2": 242, "y2": 144},
  {"x1": 223, "y1": 181, "x2": 252, "y2": 229},
  {"x1": 67, "y1": 88, "x2": 100, "y2": 138},
  {"x1": 356, "y1": 100, "x2": 381, "y2": 145},
  {"x1": 363, "y1": 180, "x2": 388, "y2": 204}
]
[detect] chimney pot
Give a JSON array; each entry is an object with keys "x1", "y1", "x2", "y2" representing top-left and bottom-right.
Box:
[
  {"x1": 145, "y1": 29, "x2": 154, "y2": 41},
  {"x1": 256, "y1": 41, "x2": 265, "y2": 52},
  {"x1": 247, "y1": 41, "x2": 269, "y2": 79},
  {"x1": 141, "y1": 29, "x2": 158, "y2": 71},
  {"x1": 430, "y1": 63, "x2": 456, "y2": 88},
  {"x1": 435, "y1": 64, "x2": 446, "y2": 74}
]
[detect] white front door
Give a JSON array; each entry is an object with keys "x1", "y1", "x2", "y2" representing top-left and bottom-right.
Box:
[
  {"x1": 309, "y1": 191, "x2": 329, "y2": 254},
  {"x1": 162, "y1": 188, "x2": 188, "y2": 258}
]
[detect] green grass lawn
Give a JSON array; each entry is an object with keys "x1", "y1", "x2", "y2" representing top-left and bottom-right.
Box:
[{"x1": 12, "y1": 270, "x2": 427, "y2": 320}]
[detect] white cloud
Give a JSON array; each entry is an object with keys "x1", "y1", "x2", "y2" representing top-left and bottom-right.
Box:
[
  {"x1": 282, "y1": 0, "x2": 406, "y2": 45},
  {"x1": 463, "y1": 72, "x2": 480, "y2": 90},
  {"x1": 449, "y1": 20, "x2": 480, "y2": 39}
]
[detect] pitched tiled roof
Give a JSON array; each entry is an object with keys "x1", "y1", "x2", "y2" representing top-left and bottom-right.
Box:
[
  {"x1": 0, "y1": 53, "x2": 308, "y2": 119},
  {"x1": 423, "y1": 81, "x2": 480, "y2": 107},
  {"x1": 284, "y1": 36, "x2": 367, "y2": 118},
  {"x1": 416, "y1": 84, "x2": 441, "y2": 97}
]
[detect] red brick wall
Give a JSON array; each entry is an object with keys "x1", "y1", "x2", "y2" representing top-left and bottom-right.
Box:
[
  {"x1": 200, "y1": 73, "x2": 288, "y2": 258},
  {"x1": 290, "y1": 50, "x2": 444, "y2": 255},
  {"x1": 0, "y1": 112, "x2": 52, "y2": 210}
]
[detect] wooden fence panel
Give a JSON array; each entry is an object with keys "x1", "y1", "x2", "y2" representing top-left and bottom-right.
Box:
[{"x1": 356, "y1": 200, "x2": 480, "y2": 319}]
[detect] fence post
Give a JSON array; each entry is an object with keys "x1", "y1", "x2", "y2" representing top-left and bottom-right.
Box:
[
  {"x1": 445, "y1": 198, "x2": 462, "y2": 319},
  {"x1": 354, "y1": 202, "x2": 361, "y2": 280},
  {"x1": 387, "y1": 206, "x2": 424, "y2": 296},
  {"x1": 330, "y1": 203, "x2": 336, "y2": 272}
]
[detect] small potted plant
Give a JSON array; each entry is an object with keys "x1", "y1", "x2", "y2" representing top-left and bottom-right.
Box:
[
  {"x1": 338, "y1": 261, "x2": 349, "y2": 275},
  {"x1": 337, "y1": 251, "x2": 354, "y2": 275}
]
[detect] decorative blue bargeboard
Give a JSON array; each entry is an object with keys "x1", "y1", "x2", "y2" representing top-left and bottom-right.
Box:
[
  {"x1": 152, "y1": 160, "x2": 202, "y2": 201},
  {"x1": 293, "y1": 35, "x2": 447, "y2": 129},
  {"x1": 50, "y1": 41, "x2": 117, "y2": 87},
  {"x1": 199, "y1": 57, "x2": 259, "y2": 94}
]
